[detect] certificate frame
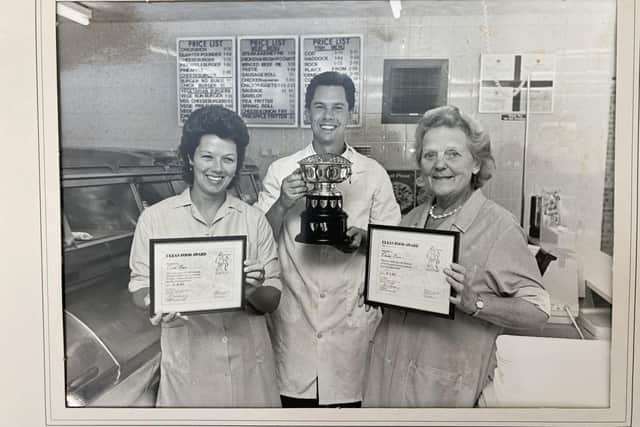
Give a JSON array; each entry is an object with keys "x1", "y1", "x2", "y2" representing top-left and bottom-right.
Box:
[
  {"x1": 149, "y1": 235, "x2": 246, "y2": 316},
  {"x1": 364, "y1": 224, "x2": 460, "y2": 319}
]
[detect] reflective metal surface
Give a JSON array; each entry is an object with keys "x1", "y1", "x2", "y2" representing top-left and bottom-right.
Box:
[{"x1": 296, "y1": 153, "x2": 352, "y2": 245}]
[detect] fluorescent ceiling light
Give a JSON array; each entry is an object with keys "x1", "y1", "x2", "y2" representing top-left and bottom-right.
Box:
[
  {"x1": 57, "y1": 2, "x2": 92, "y2": 26},
  {"x1": 389, "y1": 0, "x2": 402, "y2": 19}
]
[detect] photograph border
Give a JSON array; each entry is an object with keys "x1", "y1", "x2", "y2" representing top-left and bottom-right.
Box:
[{"x1": 10, "y1": 0, "x2": 635, "y2": 425}]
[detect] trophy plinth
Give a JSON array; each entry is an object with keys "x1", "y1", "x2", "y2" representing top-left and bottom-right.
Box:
[{"x1": 295, "y1": 153, "x2": 352, "y2": 245}]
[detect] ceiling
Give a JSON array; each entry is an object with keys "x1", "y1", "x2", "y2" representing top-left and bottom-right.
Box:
[
  {"x1": 77, "y1": 1, "x2": 406, "y2": 22},
  {"x1": 67, "y1": 0, "x2": 584, "y2": 23}
]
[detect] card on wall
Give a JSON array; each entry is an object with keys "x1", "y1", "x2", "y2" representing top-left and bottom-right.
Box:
[
  {"x1": 388, "y1": 170, "x2": 418, "y2": 215},
  {"x1": 479, "y1": 53, "x2": 555, "y2": 114}
]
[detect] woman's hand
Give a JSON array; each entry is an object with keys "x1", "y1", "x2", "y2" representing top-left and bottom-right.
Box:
[
  {"x1": 150, "y1": 311, "x2": 188, "y2": 326},
  {"x1": 244, "y1": 259, "x2": 265, "y2": 288},
  {"x1": 444, "y1": 263, "x2": 479, "y2": 315},
  {"x1": 244, "y1": 259, "x2": 281, "y2": 314}
]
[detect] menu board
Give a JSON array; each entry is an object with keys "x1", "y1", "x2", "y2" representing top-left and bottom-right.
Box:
[
  {"x1": 301, "y1": 35, "x2": 363, "y2": 127},
  {"x1": 238, "y1": 36, "x2": 298, "y2": 127},
  {"x1": 176, "y1": 37, "x2": 236, "y2": 125}
]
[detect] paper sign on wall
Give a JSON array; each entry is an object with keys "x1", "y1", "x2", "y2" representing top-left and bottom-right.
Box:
[
  {"x1": 238, "y1": 36, "x2": 298, "y2": 127},
  {"x1": 176, "y1": 37, "x2": 236, "y2": 125},
  {"x1": 388, "y1": 170, "x2": 417, "y2": 215},
  {"x1": 300, "y1": 35, "x2": 363, "y2": 127},
  {"x1": 479, "y1": 53, "x2": 555, "y2": 114}
]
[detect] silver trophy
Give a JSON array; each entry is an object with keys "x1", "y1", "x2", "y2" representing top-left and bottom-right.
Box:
[{"x1": 295, "y1": 153, "x2": 352, "y2": 245}]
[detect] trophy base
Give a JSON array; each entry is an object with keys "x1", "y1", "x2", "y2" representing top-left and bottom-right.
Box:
[
  {"x1": 295, "y1": 210, "x2": 349, "y2": 246},
  {"x1": 294, "y1": 233, "x2": 352, "y2": 247}
]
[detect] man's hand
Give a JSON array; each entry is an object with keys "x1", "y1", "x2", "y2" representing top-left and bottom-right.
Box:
[
  {"x1": 279, "y1": 168, "x2": 308, "y2": 209},
  {"x1": 265, "y1": 168, "x2": 308, "y2": 237},
  {"x1": 334, "y1": 226, "x2": 367, "y2": 253}
]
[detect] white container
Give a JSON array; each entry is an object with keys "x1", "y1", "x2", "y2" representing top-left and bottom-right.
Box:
[{"x1": 578, "y1": 307, "x2": 612, "y2": 340}]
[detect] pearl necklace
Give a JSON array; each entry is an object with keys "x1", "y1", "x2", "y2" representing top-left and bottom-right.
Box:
[{"x1": 429, "y1": 203, "x2": 463, "y2": 220}]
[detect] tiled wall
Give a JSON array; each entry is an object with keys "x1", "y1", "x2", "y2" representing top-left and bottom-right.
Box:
[{"x1": 57, "y1": 0, "x2": 616, "y2": 251}]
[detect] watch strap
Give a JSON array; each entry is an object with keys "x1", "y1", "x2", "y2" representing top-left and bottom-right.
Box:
[{"x1": 471, "y1": 295, "x2": 484, "y2": 317}]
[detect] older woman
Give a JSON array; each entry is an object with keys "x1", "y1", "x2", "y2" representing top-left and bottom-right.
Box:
[
  {"x1": 128, "y1": 105, "x2": 281, "y2": 407},
  {"x1": 363, "y1": 106, "x2": 550, "y2": 408}
]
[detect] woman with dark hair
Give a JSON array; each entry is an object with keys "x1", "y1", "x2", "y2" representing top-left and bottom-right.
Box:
[
  {"x1": 364, "y1": 105, "x2": 550, "y2": 407},
  {"x1": 128, "y1": 105, "x2": 282, "y2": 407}
]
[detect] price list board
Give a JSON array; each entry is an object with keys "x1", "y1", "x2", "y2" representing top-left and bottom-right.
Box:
[
  {"x1": 238, "y1": 36, "x2": 298, "y2": 127},
  {"x1": 301, "y1": 35, "x2": 363, "y2": 127},
  {"x1": 176, "y1": 37, "x2": 236, "y2": 125}
]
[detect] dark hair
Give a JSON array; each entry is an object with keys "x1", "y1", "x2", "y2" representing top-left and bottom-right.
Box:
[
  {"x1": 178, "y1": 105, "x2": 249, "y2": 185},
  {"x1": 415, "y1": 105, "x2": 495, "y2": 189},
  {"x1": 304, "y1": 71, "x2": 356, "y2": 111}
]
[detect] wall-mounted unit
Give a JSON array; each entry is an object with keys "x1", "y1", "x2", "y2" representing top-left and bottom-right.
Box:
[{"x1": 382, "y1": 58, "x2": 449, "y2": 124}]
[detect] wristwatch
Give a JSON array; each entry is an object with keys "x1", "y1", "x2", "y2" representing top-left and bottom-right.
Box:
[{"x1": 471, "y1": 295, "x2": 485, "y2": 317}]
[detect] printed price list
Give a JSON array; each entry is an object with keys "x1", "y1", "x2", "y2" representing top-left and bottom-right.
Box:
[
  {"x1": 238, "y1": 37, "x2": 298, "y2": 126},
  {"x1": 177, "y1": 38, "x2": 235, "y2": 125},
  {"x1": 301, "y1": 35, "x2": 362, "y2": 126}
]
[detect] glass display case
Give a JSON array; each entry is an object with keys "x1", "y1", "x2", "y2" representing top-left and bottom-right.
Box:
[{"x1": 63, "y1": 183, "x2": 139, "y2": 241}]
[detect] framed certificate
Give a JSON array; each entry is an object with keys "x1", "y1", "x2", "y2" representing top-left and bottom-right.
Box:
[
  {"x1": 149, "y1": 235, "x2": 246, "y2": 316},
  {"x1": 364, "y1": 224, "x2": 460, "y2": 318}
]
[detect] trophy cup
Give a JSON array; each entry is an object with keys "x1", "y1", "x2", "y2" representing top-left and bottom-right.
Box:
[{"x1": 295, "y1": 153, "x2": 352, "y2": 245}]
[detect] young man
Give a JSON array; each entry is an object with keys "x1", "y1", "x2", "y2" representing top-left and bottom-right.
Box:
[{"x1": 255, "y1": 71, "x2": 401, "y2": 407}]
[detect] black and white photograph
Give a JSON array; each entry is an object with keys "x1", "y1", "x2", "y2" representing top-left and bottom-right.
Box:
[{"x1": 2, "y1": 0, "x2": 640, "y2": 426}]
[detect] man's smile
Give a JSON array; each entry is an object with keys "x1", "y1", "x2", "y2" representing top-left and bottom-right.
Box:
[{"x1": 205, "y1": 174, "x2": 225, "y2": 183}]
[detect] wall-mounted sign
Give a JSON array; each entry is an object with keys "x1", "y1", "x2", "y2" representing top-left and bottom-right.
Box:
[
  {"x1": 300, "y1": 34, "x2": 363, "y2": 127},
  {"x1": 388, "y1": 170, "x2": 417, "y2": 215},
  {"x1": 238, "y1": 36, "x2": 298, "y2": 127},
  {"x1": 501, "y1": 113, "x2": 527, "y2": 121},
  {"x1": 176, "y1": 37, "x2": 236, "y2": 125},
  {"x1": 479, "y1": 53, "x2": 555, "y2": 114}
]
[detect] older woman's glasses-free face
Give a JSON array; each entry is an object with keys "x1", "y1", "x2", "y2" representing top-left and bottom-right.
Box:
[
  {"x1": 422, "y1": 149, "x2": 464, "y2": 163},
  {"x1": 420, "y1": 127, "x2": 479, "y2": 202}
]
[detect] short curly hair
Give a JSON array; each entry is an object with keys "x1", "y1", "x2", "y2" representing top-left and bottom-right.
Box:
[
  {"x1": 415, "y1": 105, "x2": 495, "y2": 189},
  {"x1": 178, "y1": 105, "x2": 249, "y2": 185}
]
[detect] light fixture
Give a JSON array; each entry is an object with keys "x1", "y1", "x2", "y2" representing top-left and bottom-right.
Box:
[
  {"x1": 57, "y1": 2, "x2": 92, "y2": 26},
  {"x1": 389, "y1": 0, "x2": 402, "y2": 19}
]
